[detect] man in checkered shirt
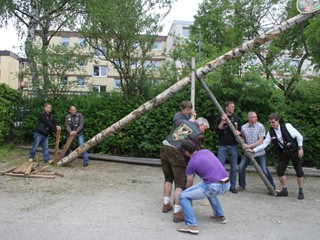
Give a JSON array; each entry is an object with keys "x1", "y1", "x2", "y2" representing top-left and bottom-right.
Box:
[{"x1": 237, "y1": 112, "x2": 275, "y2": 191}]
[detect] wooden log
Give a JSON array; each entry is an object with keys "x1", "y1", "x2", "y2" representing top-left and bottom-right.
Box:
[
  {"x1": 32, "y1": 165, "x2": 49, "y2": 174},
  {"x1": 37, "y1": 172, "x2": 56, "y2": 175},
  {"x1": 49, "y1": 130, "x2": 61, "y2": 164},
  {"x1": 54, "y1": 135, "x2": 74, "y2": 164},
  {"x1": 24, "y1": 162, "x2": 34, "y2": 175},
  {"x1": 12, "y1": 162, "x2": 29, "y2": 173},
  {"x1": 4, "y1": 173, "x2": 55, "y2": 179},
  {"x1": 0, "y1": 167, "x2": 18, "y2": 175},
  {"x1": 53, "y1": 130, "x2": 61, "y2": 160},
  {"x1": 53, "y1": 172, "x2": 64, "y2": 177}
]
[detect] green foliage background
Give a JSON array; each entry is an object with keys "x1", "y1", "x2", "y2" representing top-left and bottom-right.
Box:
[{"x1": 2, "y1": 75, "x2": 319, "y2": 168}]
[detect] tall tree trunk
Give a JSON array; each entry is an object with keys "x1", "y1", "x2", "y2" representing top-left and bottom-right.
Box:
[
  {"x1": 25, "y1": 0, "x2": 39, "y2": 95},
  {"x1": 58, "y1": 12, "x2": 319, "y2": 166}
]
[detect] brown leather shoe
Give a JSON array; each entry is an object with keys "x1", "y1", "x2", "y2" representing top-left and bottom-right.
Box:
[
  {"x1": 162, "y1": 203, "x2": 173, "y2": 213},
  {"x1": 173, "y1": 210, "x2": 184, "y2": 222}
]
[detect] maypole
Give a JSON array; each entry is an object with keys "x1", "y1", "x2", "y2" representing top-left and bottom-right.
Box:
[{"x1": 58, "y1": 11, "x2": 319, "y2": 167}]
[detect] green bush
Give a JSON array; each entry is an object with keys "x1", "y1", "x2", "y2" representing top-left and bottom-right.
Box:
[
  {"x1": 13, "y1": 76, "x2": 320, "y2": 168},
  {"x1": 0, "y1": 84, "x2": 23, "y2": 142}
]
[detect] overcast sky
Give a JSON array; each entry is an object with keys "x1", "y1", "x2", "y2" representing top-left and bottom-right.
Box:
[{"x1": 0, "y1": 0, "x2": 203, "y2": 55}]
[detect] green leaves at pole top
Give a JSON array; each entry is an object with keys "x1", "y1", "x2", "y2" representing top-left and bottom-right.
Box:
[{"x1": 297, "y1": 0, "x2": 320, "y2": 13}]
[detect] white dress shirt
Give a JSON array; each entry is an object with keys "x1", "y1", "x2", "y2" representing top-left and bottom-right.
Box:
[{"x1": 253, "y1": 123, "x2": 303, "y2": 153}]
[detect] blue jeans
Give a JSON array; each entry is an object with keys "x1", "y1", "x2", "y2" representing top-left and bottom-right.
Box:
[
  {"x1": 29, "y1": 132, "x2": 50, "y2": 162},
  {"x1": 65, "y1": 135, "x2": 89, "y2": 164},
  {"x1": 239, "y1": 154, "x2": 275, "y2": 189},
  {"x1": 179, "y1": 182, "x2": 230, "y2": 226},
  {"x1": 218, "y1": 145, "x2": 238, "y2": 189}
]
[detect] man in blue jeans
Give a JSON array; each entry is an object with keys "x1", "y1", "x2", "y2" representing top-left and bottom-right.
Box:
[
  {"x1": 238, "y1": 111, "x2": 275, "y2": 191},
  {"x1": 215, "y1": 101, "x2": 241, "y2": 193},
  {"x1": 177, "y1": 140, "x2": 230, "y2": 235},
  {"x1": 29, "y1": 102, "x2": 61, "y2": 163},
  {"x1": 65, "y1": 106, "x2": 89, "y2": 167}
]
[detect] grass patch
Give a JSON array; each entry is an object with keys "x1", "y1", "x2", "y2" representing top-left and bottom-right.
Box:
[{"x1": 0, "y1": 143, "x2": 29, "y2": 168}]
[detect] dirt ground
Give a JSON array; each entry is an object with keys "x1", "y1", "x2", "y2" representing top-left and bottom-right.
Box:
[{"x1": 1, "y1": 150, "x2": 320, "y2": 240}]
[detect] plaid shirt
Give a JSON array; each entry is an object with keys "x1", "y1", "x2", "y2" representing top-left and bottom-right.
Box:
[{"x1": 241, "y1": 122, "x2": 266, "y2": 157}]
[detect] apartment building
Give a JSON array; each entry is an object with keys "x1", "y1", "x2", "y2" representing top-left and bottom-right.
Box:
[
  {"x1": 3, "y1": 20, "x2": 314, "y2": 93},
  {"x1": 0, "y1": 21, "x2": 191, "y2": 92},
  {"x1": 38, "y1": 31, "x2": 167, "y2": 92},
  {"x1": 0, "y1": 50, "x2": 27, "y2": 90}
]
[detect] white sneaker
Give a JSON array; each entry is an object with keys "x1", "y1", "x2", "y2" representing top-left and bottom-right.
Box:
[{"x1": 28, "y1": 158, "x2": 33, "y2": 162}]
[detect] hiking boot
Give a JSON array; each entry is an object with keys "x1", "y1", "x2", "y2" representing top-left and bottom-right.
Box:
[
  {"x1": 162, "y1": 203, "x2": 173, "y2": 213},
  {"x1": 237, "y1": 186, "x2": 245, "y2": 192},
  {"x1": 210, "y1": 215, "x2": 227, "y2": 224},
  {"x1": 229, "y1": 188, "x2": 238, "y2": 194},
  {"x1": 28, "y1": 158, "x2": 33, "y2": 162},
  {"x1": 276, "y1": 190, "x2": 288, "y2": 197},
  {"x1": 83, "y1": 163, "x2": 89, "y2": 167},
  {"x1": 177, "y1": 225, "x2": 199, "y2": 234},
  {"x1": 298, "y1": 192, "x2": 304, "y2": 200},
  {"x1": 173, "y1": 210, "x2": 184, "y2": 223}
]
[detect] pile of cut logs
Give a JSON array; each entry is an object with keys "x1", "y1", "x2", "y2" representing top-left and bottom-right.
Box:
[{"x1": 1, "y1": 161, "x2": 63, "y2": 179}]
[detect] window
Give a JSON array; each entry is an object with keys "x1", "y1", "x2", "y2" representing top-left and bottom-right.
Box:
[
  {"x1": 93, "y1": 85, "x2": 106, "y2": 92},
  {"x1": 115, "y1": 59, "x2": 123, "y2": 67},
  {"x1": 61, "y1": 37, "x2": 70, "y2": 46},
  {"x1": 291, "y1": 59, "x2": 299, "y2": 67},
  {"x1": 132, "y1": 42, "x2": 140, "y2": 49},
  {"x1": 78, "y1": 37, "x2": 86, "y2": 46},
  {"x1": 130, "y1": 62, "x2": 138, "y2": 69},
  {"x1": 145, "y1": 60, "x2": 162, "y2": 70},
  {"x1": 114, "y1": 79, "x2": 121, "y2": 88},
  {"x1": 77, "y1": 77, "x2": 85, "y2": 86},
  {"x1": 283, "y1": 58, "x2": 299, "y2": 67},
  {"x1": 94, "y1": 46, "x2": 107, "y2": 57},
  {"x1": 60, "y1": 76, "x2": 68, "y2": 86},
  {"x1": 93, "y1": 66, "x2": 108, "y2": 77},
  {"x1": 78, "y1": 59, "x2": 86, "y2": 66},
  {"x1": 182, "y1": 27, "x2": 190, "y2": 38},
  {"x1": 152, "y1": 41, "x2": 162, "y2": 50}
]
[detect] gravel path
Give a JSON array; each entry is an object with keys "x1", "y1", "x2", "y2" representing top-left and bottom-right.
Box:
[{"x1": 1, "y1": 158, "x2": 320, "y2": 240}]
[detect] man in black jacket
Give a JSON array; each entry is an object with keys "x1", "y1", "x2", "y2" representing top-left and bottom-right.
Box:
[
  {"x1": 214, "y1": 101, "x2": 241, "y2": 194},
  {"x1": 28, "y1": 102, "x2": 61, "y2": 163}
]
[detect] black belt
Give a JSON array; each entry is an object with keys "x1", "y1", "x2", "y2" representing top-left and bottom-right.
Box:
[{"x1": 218, "y1": 178, "x2": 229, "y2": 184}]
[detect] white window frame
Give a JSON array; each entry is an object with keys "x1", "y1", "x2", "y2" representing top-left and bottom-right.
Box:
[
  {"x1": 93, "y1": 65, "x2": 108, "y2": 77},
  {"x1": 182, "y1": 27, "x2": 190, "y2": 38},
  {"x1": 152, "y1": 41, "x2": 162, "y2": 50},
  {"x1": 94, "y1": 46, "x2": 107, "y2": 57},
  {"x1": 114, "y1": 78, "x2": 121, "y2": 88},
  {"x1": 93, "y1": 85, "x2": 106, "y2": 92}
]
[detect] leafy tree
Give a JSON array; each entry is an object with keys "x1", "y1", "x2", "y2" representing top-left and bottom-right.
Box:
[
  {"x1": 22, "y1": 43, "x2": 92, "y2": 100},
  {"x1": 80, "y1": 0, "x2": 174, "y2": 99},
  {"x1": 0, "y1": 0, "x2": 84, "y2": 96}
]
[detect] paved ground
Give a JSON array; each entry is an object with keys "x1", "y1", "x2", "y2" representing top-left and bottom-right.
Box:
[{"x1": 1, "y1": 157, "x2": 320, "y2": 240}]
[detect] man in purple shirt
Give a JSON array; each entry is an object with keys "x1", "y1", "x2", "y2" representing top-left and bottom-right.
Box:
[{"x1": 176, "y1": 140, "x2": 230, "y2": 235}]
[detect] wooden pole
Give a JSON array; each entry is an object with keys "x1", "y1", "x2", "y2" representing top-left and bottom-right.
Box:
[
  {"x1": 51, "y1": 130, "x2": 61, "y2": 163},
  {"x1": 191, "y1": 57, "x2": 196, "y2": 110},
  {"x1": 53, "y1": 135, "x2": 74, "y2": 164},
  {"x1": 197, "y1": 77, "x2": 276, "y2": 195}
]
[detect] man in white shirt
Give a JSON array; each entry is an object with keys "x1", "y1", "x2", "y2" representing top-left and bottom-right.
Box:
[{"x1": 248, "y1": 113, "x2": 304, "y2": 200}]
